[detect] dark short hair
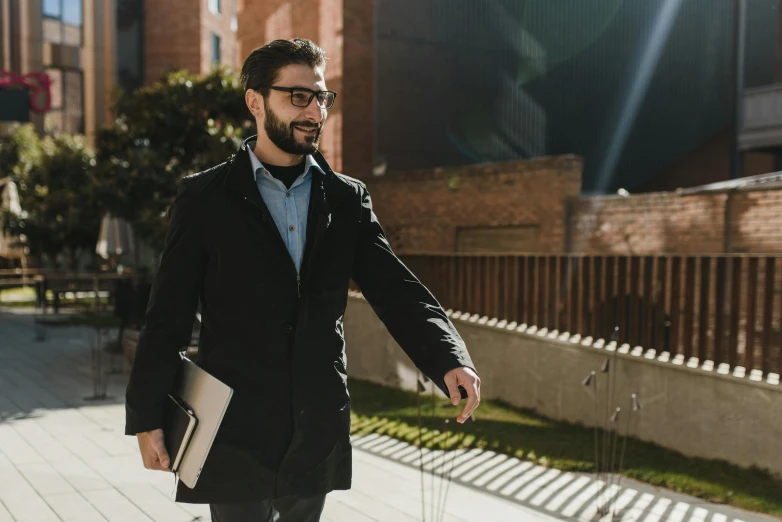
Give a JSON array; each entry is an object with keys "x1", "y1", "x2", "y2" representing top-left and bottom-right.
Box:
[{"x1": 240, "y1": 38, "x2": 327, "y2": 96}]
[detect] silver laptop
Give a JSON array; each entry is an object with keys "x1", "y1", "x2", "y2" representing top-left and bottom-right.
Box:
[{"x1": 173, "y1": 355, "x2": 234, "y2": 489}]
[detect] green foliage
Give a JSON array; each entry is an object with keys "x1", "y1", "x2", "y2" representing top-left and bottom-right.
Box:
[
  {"x1": 94, "y1": 66, "x2": 254, "y2": 252},
  {"x1": 2, "y1": 130, "x2": 102, "y2": 270},
  {"x1": 0, "y1": 124, "x2": 43, "y2": 179}
]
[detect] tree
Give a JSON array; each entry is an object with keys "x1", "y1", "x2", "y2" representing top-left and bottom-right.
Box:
[
  {"x1": 3, "y1": 130, "x2": 103, "y2": 271},
  {"x1": 94, "y1": 67, "x2": 254, "y2": 254}
]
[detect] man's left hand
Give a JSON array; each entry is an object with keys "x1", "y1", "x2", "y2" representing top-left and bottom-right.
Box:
[{"x1": 444, "y1": 367, "x2": 481, "y2": 424}]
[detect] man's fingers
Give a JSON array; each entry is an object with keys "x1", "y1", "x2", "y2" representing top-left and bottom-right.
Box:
[
  {"x1": 137, "y1": 429, "x2": 170, "y2": 472},
  {"x1": 157, "y1": 446, "x2": 171, "y2": 470},
  {"x1": 444, "y1": 373, "x2": 461, "y2": 405},
  {"x1": 459, "y1": 379, "x2": 481, "y2": 423}
]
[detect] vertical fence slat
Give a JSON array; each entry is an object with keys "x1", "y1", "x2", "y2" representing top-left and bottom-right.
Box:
[
  {"x1": 549, "y1": 256, "x2": 564, "y2": 332},
  {"x1": 746, "y1": 257, "x2": 759, "y2": 371},
  {"x1": 729, "y1": 257, "x2": 742, "y2": 369},
  {"x1": 569, "y1": 257, "x2": 579, "y2": 334},
  {"x1": 592, "y1": 257, "x2": 603, "y2": 337},
  {"x1": 617, "y1": 257, "x2": 628, "y2": 345},
  {"x1": 537, "y1": 256, "x2": 547, "y2": 329},
  {"x1": 604, "y1": 256, "x2": 616, "y2": 340},
  {"x1": 581, "y1": 256, "x2": 590, "y2": 337},
  {"x1": 670, "y1": 257, "x2": 682, "y2": 356},
  {"x1": 643, "y1": 256, "x2": 655, "y2": 350},
  {"x1": 714, "y1": 257, "x2": 727, "y2": 365},
  {"x1": 511, "y1": 256, "x2": 520, "y2": 324},
  {"x1": 481, "y1": 257, "x2": 489, "y2": 318},
  {"x1": 653, "y1": 257, "x2": 667, "y2": 351},
  {"x1": 502, "y1": 257, "x2": 510, "y2": 321},
  {"x1": 525, "y1": 257, "x2": 538, "y2": 326},
  {"x1": 683, "y1": 257, "x2": 696, "y2": 360},
  {"x1": 560, "y1": 256, "x2": 569, "y2": 332},
  {"x1": 629, "y1": 257, "x2": 641, "y2": 346},
  {"x1": 459, "y1": 256, "x2": 466, "y2": 313},
  {"x1": 698, "y1": 257, "x2": 711, "y2": 363},
  {"x1": 466, "y1": 256, "x2": 474, "y2": 315},
  {"x1": 762, "y1": 257, "x2": 775, "y2": 376}
]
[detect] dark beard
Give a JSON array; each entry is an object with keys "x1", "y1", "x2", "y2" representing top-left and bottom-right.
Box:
[{"x1": 263, "y1": 100, "x2": 322, "y2": 155}]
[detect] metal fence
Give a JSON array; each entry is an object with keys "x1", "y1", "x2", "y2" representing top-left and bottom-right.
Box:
[{"x1": 394, "y1": 254, "x2": 782, "y2": 377}]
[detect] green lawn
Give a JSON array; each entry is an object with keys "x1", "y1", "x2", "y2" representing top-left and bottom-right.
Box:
[
  {"x1": 347, "y1": 378, "x2": 782, "y2": 517},
  {"x1": 0, "y1": 286, "x2": 36, "y2": 302},
  {"x1": 0, "y1": 287, "x2": 107, "y2": 309}
]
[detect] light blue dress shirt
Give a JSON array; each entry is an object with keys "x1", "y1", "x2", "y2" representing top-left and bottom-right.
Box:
[{"x1": 247, "y1": 142, "x2": 323, "y2": 275}]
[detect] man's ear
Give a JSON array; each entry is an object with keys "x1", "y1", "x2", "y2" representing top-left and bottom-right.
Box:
[{"x1": 245, "y1": 89, "x2": 264, "y2": 120}]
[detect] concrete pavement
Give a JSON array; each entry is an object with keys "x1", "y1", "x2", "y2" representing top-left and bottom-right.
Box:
[{"x1": 0, "y1": 308, "x2": 777, "y2": 522}]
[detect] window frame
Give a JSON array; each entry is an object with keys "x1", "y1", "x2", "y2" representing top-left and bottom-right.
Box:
[
  {"x1": 44, "y1": 66, "x2": 85, "y2": 135},
  {"x1": 211, "y1": 32, "x2": 221, "y2": 66},
  {"x1": 42, "y1": 0, "x2": 84, "y2": 47}
]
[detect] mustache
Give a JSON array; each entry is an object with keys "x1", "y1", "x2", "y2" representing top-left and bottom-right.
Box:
[{"x1": 291, "y1": 121, "x2": 322, "y2": 131}]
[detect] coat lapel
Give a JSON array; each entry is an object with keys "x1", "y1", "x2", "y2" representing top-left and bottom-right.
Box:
[
  {"x1": 223, "y1": 135, "x2": 355, "y2": 282},
  {"x1": 224, "y1": 139, "x2": 290, "y2": 264}
]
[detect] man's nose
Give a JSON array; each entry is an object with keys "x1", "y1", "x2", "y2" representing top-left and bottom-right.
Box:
[{"x1": 302, "y1": 97, "x2": 325, "y2": 122}]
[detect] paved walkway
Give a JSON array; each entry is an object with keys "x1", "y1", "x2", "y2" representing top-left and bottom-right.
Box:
[{"x1": 0, "y1": 308, "x2": 778, "y2": 522}]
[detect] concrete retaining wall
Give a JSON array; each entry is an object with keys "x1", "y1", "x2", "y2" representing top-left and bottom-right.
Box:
[{"x1": 344, "y1": 293, "x2": 782, "y2": 476}]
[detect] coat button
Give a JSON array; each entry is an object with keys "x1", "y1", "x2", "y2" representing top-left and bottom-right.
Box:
[{"x1": 283, "y1": 324, "x2": 294, "y2": 334}]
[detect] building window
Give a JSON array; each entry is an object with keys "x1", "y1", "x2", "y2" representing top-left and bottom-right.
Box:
[
  {"x1": 43, "y1": 0, "x2": 61, "y2": 17},
  {"x1": 43, "y1": 0, "x2": 83, "y2": 46},
  {"x1": 209, "y1": 0, "x2": 221, "y2": 15},
  {"x1": 44, "y1": 67, "x2": 84, "y2": 134},
  {"x1": 211, "y1": 33, "x2": 221, "y2": 66},
  {"x1": 116, "y1": 0, "x2": 144, "y2": 91},
  {"x1": 231, "y1": 0, "x2": 237, "y2": 32}
]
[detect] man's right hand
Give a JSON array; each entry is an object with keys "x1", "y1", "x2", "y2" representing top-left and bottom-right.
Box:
[{"x1": 137, "y1": 429, "x2": 171, "y2": 471}]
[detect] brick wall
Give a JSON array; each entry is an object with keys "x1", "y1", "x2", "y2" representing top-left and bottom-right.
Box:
[
  {"x1": 568, "y1": 188, "x2": 782, "y2": 255},
  {"x1": 341, "y1": 0, "x2": 373, "y2": 178},
  {"x1": 144, "y1": 0, "x2": 202, "y2": 83},
  {"x1": 200, "y1": 0, "x2": 238, "y2": 74},
  {"x1": 236, "y1": 0, "x2": 373, "y2": 175},
  {"x1": 144, "y1": 0, "x2": 237, "y2": 85},
  {"x1": 367, "y1": 155, "x2": 583, "y2": 253}
]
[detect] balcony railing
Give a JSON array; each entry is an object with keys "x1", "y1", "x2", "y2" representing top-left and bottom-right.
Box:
[{"x1": 385, "y1": 254, "x2": 782, "y2": 380}]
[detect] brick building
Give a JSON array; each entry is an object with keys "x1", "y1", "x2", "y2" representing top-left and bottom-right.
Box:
[
  {"x1": 236, "y1": 0, "x2": 373, "y2": 177},
  {"x1": 0, "y1": 0, "x2": 238, "y2": 144},
  {"x1": 0, "y1": 0, "x2": 115, "y2": 143},
  {"x1": 143, "y1": 0, "x2": 238, "y2": 85},
  {"x1": 232, "y1": 0, "x2": 782, "y2": 257}
]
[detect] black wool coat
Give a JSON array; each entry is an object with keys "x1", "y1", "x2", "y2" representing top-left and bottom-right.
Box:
[{"x1": 125, "y1": 136, "x2": 476, "y2": 503}]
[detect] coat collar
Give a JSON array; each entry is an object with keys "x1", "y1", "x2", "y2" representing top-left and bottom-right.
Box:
[{"x1": 225, "y1": 135, "x2": 353, "y2": 216}]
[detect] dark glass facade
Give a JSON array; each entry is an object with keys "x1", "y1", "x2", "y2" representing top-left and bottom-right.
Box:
[{"x1": 374, "y1": 0, "x2": 779, "y2": 192}]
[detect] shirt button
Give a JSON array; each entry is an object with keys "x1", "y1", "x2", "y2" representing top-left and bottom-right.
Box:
[
  {"x1": 289, "y1": 225, "x2": 295, "y2": 231},
  {"x1": 284, "y1": 324, "x2": 294, "y2": 334},
  {"x1": 286, "y1": 192, "x2": 291, "y2": 197}
]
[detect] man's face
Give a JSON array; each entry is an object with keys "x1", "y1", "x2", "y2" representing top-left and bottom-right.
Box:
[{"x1": 250, "y1": 64, "x2": 329, "y2": 156}]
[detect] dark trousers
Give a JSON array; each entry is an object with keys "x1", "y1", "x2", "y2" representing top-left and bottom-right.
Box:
[{"x1": 209, "y1": 494, "x2": 327, "y2": 522}]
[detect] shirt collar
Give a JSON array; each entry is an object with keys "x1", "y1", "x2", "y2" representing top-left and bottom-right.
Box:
[{"x1": 247, "y1": 140, "x2": 322, "y2": 183}]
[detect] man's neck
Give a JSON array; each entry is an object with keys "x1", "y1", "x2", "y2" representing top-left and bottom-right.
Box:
[{"x1": 253, "y1": 135, "x2": 304, "y2": 167}]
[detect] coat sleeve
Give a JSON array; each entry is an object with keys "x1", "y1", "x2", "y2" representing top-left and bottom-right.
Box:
[
  {"x1": 350, "y1": 183, "x2": 477, "y2": 399},
  {"x1": 125, "y1": 179, "x2": 207, "y2": 435}
]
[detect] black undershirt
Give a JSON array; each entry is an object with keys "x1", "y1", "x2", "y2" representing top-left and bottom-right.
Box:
[{"x1": 264, "y1": 160, "x2": 306, "y2": 190}]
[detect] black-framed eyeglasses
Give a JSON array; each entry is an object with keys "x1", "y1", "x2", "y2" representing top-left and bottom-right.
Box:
[{"x1": 267, "y1": 86, "x2": 337, "y2": 109}]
